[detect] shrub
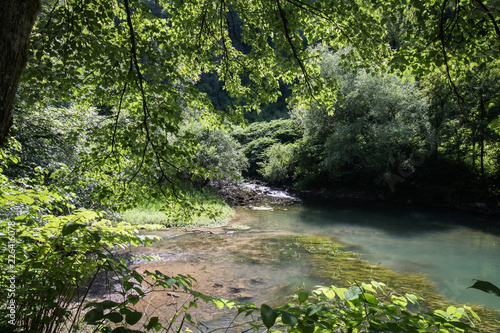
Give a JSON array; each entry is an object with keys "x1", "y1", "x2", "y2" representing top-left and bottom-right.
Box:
[
  {"x1": 259, "y1": 143, "x2": 296, "y2": 184},
  {"x1": 233, "y1": 119, "x2": 303, "y2": 176}
]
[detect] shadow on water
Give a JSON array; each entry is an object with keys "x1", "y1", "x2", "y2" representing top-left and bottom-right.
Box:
[{"x1": 299, "y1": 198, "x2": 500, "y2": 237}]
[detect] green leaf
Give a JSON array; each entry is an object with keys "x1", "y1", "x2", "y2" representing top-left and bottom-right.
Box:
[
  {"x1": 360, "y1": 293, "x2": 378, "y2": 305},
  {"x1": 468, "y1": 279, "x2": 500, "y2": 297},
  {"x1": 298, "y1": 321, "x2": 315, "y2": 333},
  {"x1": 97, "y1": 300, "x2": 119, "y2": 309},
  {"x1": 281, "y1": 311, "x2": 299, "y2": 326},
  {"x1": 127, "y1": 294, "x2": 140, "y2": 305},
  {"x1": 18, "y1": 194, "x2": 34, "y2": 205},
  {"x1": 305, "y1": 304, "x2": 320, "y2": 317},
  {"x1": 344, "y1": 286, "x2": 362, "y2": 300},
  {"x1": 125, "y1": 311, "x2": 143, "y2": 325},
  {"x1": 105, "y1": 312, "x2": 124, "y2": 323},
  {"x1": 260, "y1": 304, "x2": 278, "y2": 329},
  {"x1": 144, "y1": 316, "x2": 159, "y2": 330},
  {"x1": 84, "y1": 308, "x2": 104, "y2": 323},
  {"x1": 298, "y1": 291, "x2": 309, "y2": 304},
  {"x1": 62, "y1": 222, "x2": 82, "y2": 236},
  {"x1": 489, "y1": 118, "x2": 500, "y2": 132},
  {"x1": 406, "y1": 293, "x2": 420, "y2": 306},
  {"x1": 212, "y1": 299, "x2": 225, "y2": 310},
  {"x1": 90, "y1": 231, "x2": 101, "y2": 242}
]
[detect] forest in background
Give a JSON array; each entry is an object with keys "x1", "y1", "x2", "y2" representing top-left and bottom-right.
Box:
[
  {"x1": 1, "y1": 0, "x2": 500, "y2": 332},
  {"x1": 231, "y1": 49, "x2": 500, "y2": 209}
]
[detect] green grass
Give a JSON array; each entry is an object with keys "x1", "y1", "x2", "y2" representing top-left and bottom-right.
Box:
[{"x1": 121, "y1": 187, "x2": 234, "y2": 228}]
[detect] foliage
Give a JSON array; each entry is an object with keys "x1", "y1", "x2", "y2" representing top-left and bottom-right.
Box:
[
  {"x1": 2, "y1": 0, "x2": 500, "y2": 331},
  {"x1": 387, "y1": 1, "x2": 500, "y2": 84},
  {"x1": 233, "y1": 119, "x2": 303, "y2": 176},
  {"x1": 259, "y1": 142, "x2": 296, "y2": 184},
  {"x1": 418, "y1": 63, "x2": 500, "y2": 199},
  {"x1": 15, "y1": 0, "x2": 385, "y2": 202},
  {"x1": 9, "y1": 103, "x2": 103, "y2": 178},
  {"x1": 271, "y1": 47, "x2": 432, "y2": 189},
  {"x1": 447, "y1": 63, "x2": 500, "y2": 177},
  {"x1": 121, "y1": 186, "x2": 234, "y2": 228},
  {"x1": 1, "y1": 0, "x2": 499, "y2": 202},
  {"x1": 180, "y1": 112, "x2": 249, "y2": 182},
  {"x1": 247, "y1": 282, "x2": 482, "y2": 333},
  {"x1": 5, "y1": 103, "x2": 118, "y2": 211},
  {"x1": 0, "y1": 152, "x2": 232, "y2": 333},
  {"x1": 3, "y1": 0, "x2": 498, "y2": 206}
]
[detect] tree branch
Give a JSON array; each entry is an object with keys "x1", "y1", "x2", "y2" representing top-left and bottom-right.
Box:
[
  {"x1": 275, "y1": 0, "x2": 315, "y2": 98},
  {"x1": 474, "y1": 0, "x2": 500, "y2": 39}
]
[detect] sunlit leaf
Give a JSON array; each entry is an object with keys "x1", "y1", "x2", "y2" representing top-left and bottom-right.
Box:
[{"x1": 360, "y1": 293, "x2": 378, "y2": 305}]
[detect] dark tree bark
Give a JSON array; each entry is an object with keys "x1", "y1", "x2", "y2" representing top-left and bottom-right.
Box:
[{"x1": 0, "y1": 0, "x2": 40, "y2": 147}]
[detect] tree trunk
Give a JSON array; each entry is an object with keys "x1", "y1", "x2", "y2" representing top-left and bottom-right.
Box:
[{"x1": 0, "y1": 0, "x2": 40, "y2": 147}]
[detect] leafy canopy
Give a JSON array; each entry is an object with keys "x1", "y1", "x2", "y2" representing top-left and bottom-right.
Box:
[{"x1": 13, "y1": 0, "x2": 499, "y2": 200}]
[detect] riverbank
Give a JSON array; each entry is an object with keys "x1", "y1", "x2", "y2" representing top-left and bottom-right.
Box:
[{"x1": 121, "y1": 185, "x2": 234, "y2": 228}]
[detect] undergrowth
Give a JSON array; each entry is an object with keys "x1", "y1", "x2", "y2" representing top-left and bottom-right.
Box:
[{"x1": 121, "y1": 186, "x2": 233, "y2": 228}]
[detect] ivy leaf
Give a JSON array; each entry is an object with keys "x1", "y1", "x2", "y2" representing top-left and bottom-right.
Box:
[{"x1": 468, "y1": 280, "x2": 500, "y2": 297}]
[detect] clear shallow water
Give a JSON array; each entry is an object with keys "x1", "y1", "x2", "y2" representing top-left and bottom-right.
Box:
[
  {"x1": 130, "y1": 195, "x2": 500, "y2": 332},
  {"x1": 232, "y1": 201, "x2": 500, "y2": 309}
]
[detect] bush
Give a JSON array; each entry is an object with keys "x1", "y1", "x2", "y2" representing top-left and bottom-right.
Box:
[
  {"x1": 174, "y1": 111, "x2": 249, "y2": 183},
  {"x1": 259, "y1": 143, "x2": 296, "y2": 184},
  {"x1": 233, "y1": 119, "x2": 303, "y2": 176},
  {"x1": 9, "y1": 104, "x2": 104, "y2": 179},
  {"x1": 0, "y1": 153, "x2": 228, "y2": 333}
]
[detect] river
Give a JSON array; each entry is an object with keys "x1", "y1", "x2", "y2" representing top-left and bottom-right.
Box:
[
  {"x1": 128, "y1": 185, "x2": 500, "y2": 330},
  {"x1": 233, "y1": 199, "x2": 500, "y2": 309}
]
